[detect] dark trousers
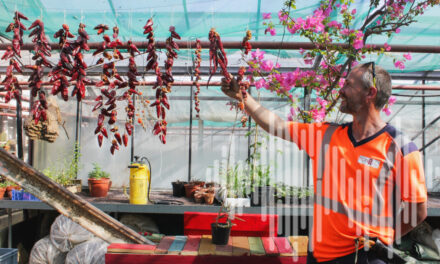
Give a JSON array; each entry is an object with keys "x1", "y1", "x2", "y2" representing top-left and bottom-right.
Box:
[{"x1": 307, "y1": 250, "x2": 387, "y2": 264}]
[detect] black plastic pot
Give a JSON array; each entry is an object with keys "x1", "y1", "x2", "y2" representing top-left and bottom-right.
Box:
[
  {"x1": 250, "y1": 186, "x2": 275, "y2": 206},
  {"x1": 172, "y1": 181, "x2": 187, "y2": 197},
  {"x1": 211, "y1": 223, "x2": 231, "y2": 245}
]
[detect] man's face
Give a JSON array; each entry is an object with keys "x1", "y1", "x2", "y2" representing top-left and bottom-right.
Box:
[{"x1": 339, "y1": 68, "x2": 369, "y2": 114}]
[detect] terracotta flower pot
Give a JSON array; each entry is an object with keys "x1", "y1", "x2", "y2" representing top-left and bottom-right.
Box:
[
  {"x1": 0, "y1": 187, "x2": 6, "y2": 200},
  {"x1": 88, "y1": 178, "x2": 112, "y2": 197},
  {"x1": 184, "y1": 184, "x2": 199, "y2": 198},
  {"x1": 203, "y1": 192, "x2": 215, "y2": 205},
  {"x1": 194, "y1": 191, "x2": 205, "y2": 203}
]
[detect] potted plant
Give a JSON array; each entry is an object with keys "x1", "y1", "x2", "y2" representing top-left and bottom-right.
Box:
[
  {"x1": 171, "y1": 180, "x2": 187, "y2": 197},
  {"x1": 5, "y1": 181, "x2": 20, "y2": 199},
  {"x1": 42, "y1": 146, "x2": 83, "y2": 193},
  {"x1": 88, "y1": 163, "x2": 111, "y2": 197},
  {"x1": 203, "y1": 187, "x2": 215, "y2": 205},
  {"x1": 249, "y1": 164, "x2": 275, "y2": 206},
  {"x1": 184, "y1": 179, "x2": 204, "y2": 198},
  {"x1": 211, "y1": 204, "x2": 244, "y2": 245},
  {"x1": 220, "y1": 163, "x2": 251, "y2": 207},
  {"x1": 0, "y1": 181, "x2": 8, "y2": 199}
]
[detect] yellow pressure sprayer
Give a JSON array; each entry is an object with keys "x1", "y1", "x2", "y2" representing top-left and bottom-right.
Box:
[{"x1": 128, "y1": 156, "x2": 152, "y2": 205}]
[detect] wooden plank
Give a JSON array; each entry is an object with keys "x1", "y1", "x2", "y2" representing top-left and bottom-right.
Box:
[
  {"x1": 168, "y1": 236, "x2": 187, "y2": 255},
  {"x1": 0, "y1": 148, "x2": 151, "y2": 245},
  {"x1": 154, "y1": 236, "x2": 175, "y2": 254},
  {"x1": 232, "y1": 236, "x2": 250, "y2": 256},
  {"x1": 273, "y1": 237, "x2": 294, "y2": 257},
  {"x1": 215, "y1": 237, "x2": 233, "y2": 256},
  {"x1": 199, "y1": 235, "x2": 216, "y2": 255},
  {"x1": 181, "y1": 235, "x2": 201, "y2": 256},
  {"x1": 248, "y1": 237, "x2": 265, "y2": 256},
  {"x1": 288, "y1": 236, "x2": 308, "y2": 257},
  {"x1": 107, "y1": 243, "x2": 156, "y2": 254},
  {"x1": 261, "y1": 237, "x2": 279, "y2": 256}
]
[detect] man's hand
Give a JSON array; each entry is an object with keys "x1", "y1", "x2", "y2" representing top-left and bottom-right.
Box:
[{"x1": 221, "y1": 76, "x2": 242, "y2": 101}]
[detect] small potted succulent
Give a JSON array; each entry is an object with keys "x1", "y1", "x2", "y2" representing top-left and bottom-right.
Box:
[
  {"x1": 171, "y1": 180, "x2": 187, "y2": 197},
  {"x1": 88, "y1": 163, "x2": 111, "y2": 197},
  {"x1": 211, "y1": 204, "x2": 244, "y2": 245}
]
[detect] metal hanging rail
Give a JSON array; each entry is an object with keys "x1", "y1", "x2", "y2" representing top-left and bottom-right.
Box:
[{"x1": 1, "y1": 41, "x2": 440, "y2": 53}]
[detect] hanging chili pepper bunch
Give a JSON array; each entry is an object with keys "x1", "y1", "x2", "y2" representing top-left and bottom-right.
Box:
[
  {"x1": 194, "y1": 39, "x2": 202, "y2": 118},
  {"x1": 236, "y1": 66, "x2": 250, "y2": 127},
  {"x1": 50, "y1": 23, "x2": 91, "y2": 102},
  {"x1": 27, "y1": 19, "x2": 53, "y2": 124},
  {"x1": 53, "y1": 24, "x2": 74, "y2": 46},
  {"x1": 208, "y1": 28, "x2": 230, "y2": 82},
  {"x1": 92, "y1": 25, "x2": 130, "y2": 154},
  {"x1": 127, "y1": 40, "x2": 141, "y2": 131},
  {"x1": 241, "y1": 30, "x2": 252, "y2": 55},
  {"x1": 1, "y1": 11, "x2": 28, "y2": 105}
]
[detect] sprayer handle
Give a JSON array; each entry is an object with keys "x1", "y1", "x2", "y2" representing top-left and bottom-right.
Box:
[{"x1": 128, "y1": 165, "x2": 139, "y2": 169}]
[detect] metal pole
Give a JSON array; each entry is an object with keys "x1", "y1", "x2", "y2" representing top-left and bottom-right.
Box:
[
  {"x1": 247, "y1": 88, "x2": 252, "y2": 161},
  {"x1": 7, "y1": 208, "x2": 11, "y2": 248},
  {"x1": 28, "y1": 96, "x2": 34, "y2": 166},
  {"x1": 130, "y1": 95, "x2": 135, "y2": 162},
  {"x1": 188, "y1": 73, "x2": 194, "y2": 183},
  {"x1": 16, "y1": 100, "x2": 23, "y2": 160}
]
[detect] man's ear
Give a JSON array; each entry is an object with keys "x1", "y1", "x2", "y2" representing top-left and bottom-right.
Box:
[{"x1": 367, "y1": 86, "x2": 377, "y2": 103}]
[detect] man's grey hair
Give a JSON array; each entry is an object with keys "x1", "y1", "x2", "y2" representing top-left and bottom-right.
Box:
[{"x1": 357, "y1": 63, "x2": 392, "y2": 109}]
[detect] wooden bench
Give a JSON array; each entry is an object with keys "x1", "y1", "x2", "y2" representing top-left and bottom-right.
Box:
[
  {"x1": 183, "y1": 212, "x2": 278, "y2": 236},
  {"x1": 106, "y1": 235, "x2": 308, "y2": 264}
]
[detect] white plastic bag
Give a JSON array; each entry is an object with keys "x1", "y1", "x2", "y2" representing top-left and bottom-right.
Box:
[
  {"x1": 50, "y1": 215, "x2": 94, "y2": 252},
  {"x1": 29, "y1": 236, "x2": 66, "y2": 264},
  {"x1": 65, "y1": 238, "x2": 109, "y2": 264}
]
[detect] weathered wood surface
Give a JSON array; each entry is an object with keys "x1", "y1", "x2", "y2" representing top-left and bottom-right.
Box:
[{"x1": 0, "y1": 148, "x2": 151, "y2": 245}]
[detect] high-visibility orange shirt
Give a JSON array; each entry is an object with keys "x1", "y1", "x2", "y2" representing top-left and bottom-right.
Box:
[{"x1": 288, "y1": 122, "x2": 427, "y2": 262}]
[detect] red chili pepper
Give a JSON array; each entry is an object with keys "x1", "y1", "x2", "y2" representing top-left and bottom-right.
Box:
[
  {"x1": 125, "y1": 123, "x2": 132, "y2": 136},
  {"x1": 98, "y1": 134, "x2": 103, "y2": 147},
  {"x1": 101, "y1": 127, "x2": 108, "y2": 138},
  {"x1": 122, "y1": 133, "x2": 128, "y2": 147},
  {"x1": 114, "y1": 132, "x2": 122, "y2": 145}
]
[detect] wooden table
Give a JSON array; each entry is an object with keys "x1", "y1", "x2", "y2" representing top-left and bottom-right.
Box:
[{"x1": 106, "y1": 235, "x2": 308, "y2": 264}]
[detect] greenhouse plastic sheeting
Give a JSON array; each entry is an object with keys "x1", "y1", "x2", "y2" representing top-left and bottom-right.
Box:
[
  {"x1": 0, "y1": 1, "x2": 439, "y2": 72},
  {"x1": 29, "y1": 236, "x2": 66, "y2": 264},
  {"x1": 50, "y1": 215, "x2": 95, "y2": 253},
  {"x1": 64, "y1": 238, "x2": 109, "y2": 264}
]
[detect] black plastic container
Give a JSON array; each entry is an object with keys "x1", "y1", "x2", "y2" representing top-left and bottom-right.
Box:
[
  {"x1": 211, "y1": 223, "x2": 231, "y2": 245},
  {"x1": 172, "y1": 181, "x2": 187, "y2": 197},
  {"x1": 250, "y1": 186, "x2": 275, "y2": 206}
]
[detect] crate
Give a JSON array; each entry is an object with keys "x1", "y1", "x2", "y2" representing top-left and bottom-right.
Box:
[
  {"x1": 0, "y1": 248, "x2": 17, "y2": 264},
  {"x1": 11, "y1": 190, "x2": 40, "y2": 201}
]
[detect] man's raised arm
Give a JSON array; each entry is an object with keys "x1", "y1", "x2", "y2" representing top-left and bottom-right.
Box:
[{"x1": 221, "y1": 77, "x2": 291, "y2": 141}]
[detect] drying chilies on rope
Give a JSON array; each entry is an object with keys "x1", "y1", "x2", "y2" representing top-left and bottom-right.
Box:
[
  {"x1": 1, "y1": 11, "x2": 28, "y2": 106},
  {"x1": 92, "y1": 24, "x2": 134, "y2": 154},
  {"x1": 194, "y1": 39, "x2": 202, "y2": 117},
  {"x1": 28, "y1": 19, "x2": 52, "y2": 125}
]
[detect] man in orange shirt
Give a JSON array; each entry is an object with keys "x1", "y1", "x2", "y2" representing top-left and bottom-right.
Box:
[{"x1": 221, "y1": 63, "x2": 427, "y2": 263}]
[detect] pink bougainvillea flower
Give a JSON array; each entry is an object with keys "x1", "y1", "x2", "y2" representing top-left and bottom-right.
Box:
[
  {"x1": 311, "y1": 108, "x2": 326, "y2": 122},
  {"x1": 316, "y1": 97, "x2": 328, "y2": 107},
  {"x1": 261, "y1": 60, "x2": 274, "y2": 72},
  {"x1": 265, "y1": 27, "x2": 276, "y2": 36},
  {"x1": 262, "y1": 12, "x2": 272, "y2": 19},
  {"x1": 382, "y1": 107, "x2": 392, "y2": 116},
  {"x1": 376, "y1": 19, "x2": 381, "y2": 25},
  {"x1": 394, "y1": 60, "x2": 405, "y2": 70},
  {"x1": 287, "y1": 107, "x2": 296, "y2": 121},
  {"x1": 353, "y1": 39, "x2": 363, "y2": 49},
  {"x1": 254, "y1": 78, "x2": 267, "y2": 90},
  {"x1": 403, "y1": 53, "x2": 412, "y2": 60},
  {"x1": 275, "y1": 62, "x2": 281, "y2": 69},
  {"x1": 299, "y1": 48, "x2": 306, "y2": 55},
  {"x1": 340, "y1": 4, "x2": 347, "y2": 13},
  {"x1": 351, "y1": 9, "x2": 357, "y2": 15},
  {"x1": 278, "y1": 10, "x2": 288, "y2": 22},
  {"x1": 388, "y1": 96, "x2": 396, "y2": 105},
  {"x1": 251, "y1": 49, "x2": 265, "y2": 60},
  {"x1": 384, "y1": 43, "x2": 391, "y2": 51},
  {"x1": 395, "y1": 28, "x2": 401, "y2": 33}
]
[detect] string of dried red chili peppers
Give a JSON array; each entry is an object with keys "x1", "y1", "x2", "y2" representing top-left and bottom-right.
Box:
[
  {"x1": 242, "y1": 30, "x2": 252, "y2": 55},
  {"x1": 208, "y1": 28, "x2": 230, "y2": 83},
  {"x1": 50, "y1": 23, "x2": 91, "y2": 102},
  {"x1": 193, "y1": 39, "x2": 202, "y2": 118},
  {"x1": 92, "y1": 24, "x2": 132, "y2": 154},
  {"x1": 27, "y1": 19, "x2": 52, "y2": 125},
  {"x1": 1, "y1": 12, "x2": 28, "y2": 106}
]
